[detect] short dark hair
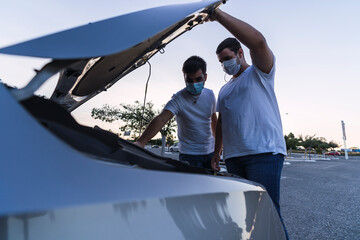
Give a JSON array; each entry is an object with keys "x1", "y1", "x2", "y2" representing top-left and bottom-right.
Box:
[
  {"x1": 182, "y1": 56, "x2": 207, "y2": 74},
  {"x1": 216, "y1": 37, "x2": 242, "y2": 55}
]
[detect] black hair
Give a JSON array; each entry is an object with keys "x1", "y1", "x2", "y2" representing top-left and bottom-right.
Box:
[
  {"x1": 216, "y1": 37, "x2": 242, "y2": 55},
  {"x1": 182, "y1": 55, "x2": 207, "y2": 74}
]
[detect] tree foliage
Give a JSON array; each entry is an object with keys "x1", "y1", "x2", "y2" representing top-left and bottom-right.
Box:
[
  {"x1": 284, "y1": 133, "x2": 340, "y2": 153},
  {"x1": 284, "y1": 132, "x2": 300, "y2": 150},
  {"x1": 166, "y1": 135, "x2": 176, "y2": 147},
  {"x1": 91, "y1": 104, "x2": 122, "y2": 123},
  {"x1": 161, "y1": 116, "x2": 177, "y2": 140},
  {"x1": 328, "y1": 140, "x2": 339, "y2": 150},
  {"x1": 91, "y1": 101, "x2": 177, "y2": 142}
]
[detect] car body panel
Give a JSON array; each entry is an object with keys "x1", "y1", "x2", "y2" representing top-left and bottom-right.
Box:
[
  {"x1": 325, "y1": 151, "x2": 340, "y2": 156},
  {"x1": 0, "y1": 1, "x2": 219, "y2": 59},
  {"x1": 1, "y1": 191, "x2": 285, "y2": 240},
  {"x1": 170, "y1": 143, "x2": 179, "y2": 152}
]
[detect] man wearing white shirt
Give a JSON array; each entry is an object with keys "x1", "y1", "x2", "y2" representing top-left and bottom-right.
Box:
[
  {"x1": 209, "y1": 9, "x2": 288, "y2": 239},
  {"x1": 135, "y1": 56, "x2": 217, "y2": 169}
]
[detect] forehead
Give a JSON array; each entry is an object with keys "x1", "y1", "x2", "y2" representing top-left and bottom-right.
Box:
[
  {"x1": 184, "y1": 69, "x2": 204, "y2": 78},
  {"x1": 217, "y1": 48, "x2": 236, "y2": 62}
]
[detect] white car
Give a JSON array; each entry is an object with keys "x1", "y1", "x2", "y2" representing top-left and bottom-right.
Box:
[
  {"x1": 0, "y1": 1, "x2": 286, "y2": 239},
  {"x1": 169, "y1": 143, "x2": 179, "y2": 152}
]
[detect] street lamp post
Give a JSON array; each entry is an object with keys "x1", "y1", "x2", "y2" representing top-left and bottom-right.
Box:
[{"x1": 341, "y1": 120, "x2": 349, "y2": 160}]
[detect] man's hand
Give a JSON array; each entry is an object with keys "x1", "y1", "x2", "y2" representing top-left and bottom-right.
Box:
[
  {"x1": 207, "y1": 8, "x2": 221, "y2": 22},
  {"x1": 211, "y1": 154, "x2": 221, "y2": 171},
  {"x1": 134, "y1": 141, "x2": 145, "y2": 148},
  {"x1": 132, "y1": 110, "x2": 174, "y2": 149}
]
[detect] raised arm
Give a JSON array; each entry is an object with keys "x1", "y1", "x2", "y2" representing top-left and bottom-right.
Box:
[
  {"x1": 134, "y1": 110, "x2": 174, "y2": 148},
  {"x1": 213, "y1": 9, "x2": 273, "y2": 73}
]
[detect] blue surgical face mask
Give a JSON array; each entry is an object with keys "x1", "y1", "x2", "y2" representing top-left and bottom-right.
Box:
[
  {"x1": 222, "y1": 55, "x2": 241, "y2": 75},
  {"x1": 186, "y1": 81, "x2": 204, "y2": 95}
]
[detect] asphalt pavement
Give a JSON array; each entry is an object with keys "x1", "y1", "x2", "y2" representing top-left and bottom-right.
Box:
[
  {"x1": 281, "y1": 155, "x2": 360, "y2": 240},
  {"x1": 148, "y1": 148, "x2": 360, "y2": 239}
]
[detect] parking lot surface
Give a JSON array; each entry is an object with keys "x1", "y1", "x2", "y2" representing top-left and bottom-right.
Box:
[{"x1": 282, "y1": 156, "x2": 360, "y2": 240}]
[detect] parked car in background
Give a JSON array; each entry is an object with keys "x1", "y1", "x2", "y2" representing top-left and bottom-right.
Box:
[
  {"x1": 325, "y1": 151, "x2": 341, "y2": 156},
  {"x1": 169, "y1": 143, "x2": 179, "y2": 152}
]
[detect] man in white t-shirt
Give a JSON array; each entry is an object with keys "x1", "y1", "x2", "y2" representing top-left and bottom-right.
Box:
[
  {"x1": 134, "y1": 56, "x2": 217, "y2": 169},
  {"x1": 209, "y1": 9, "x2": 288, "y2": 239}
]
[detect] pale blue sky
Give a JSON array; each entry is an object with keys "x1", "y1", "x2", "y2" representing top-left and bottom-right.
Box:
[{"x1": 1, "y1": 0, "x2": 359, "y2": 148}]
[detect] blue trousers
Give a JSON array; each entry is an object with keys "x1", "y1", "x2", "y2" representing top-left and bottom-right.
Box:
[
  {"x1": 226, "y1": 153, "x2": 289, "y2": 239},
  {"x1": 179, "y1": 152, "x2": 214, "y2": 169}
]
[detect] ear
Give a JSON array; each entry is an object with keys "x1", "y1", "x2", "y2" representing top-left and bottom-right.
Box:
[
  {"x1": 183, "y1": 72, "x2": 188, "y2": 84},
  {"x1": 237, "y1": 48, "x2": 244, "y2": 58},
  {"x1": 204, "y1": 73, "x2": 208, "y2": 82}
]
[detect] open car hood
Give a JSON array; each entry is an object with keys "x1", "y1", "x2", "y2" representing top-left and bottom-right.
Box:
[{"x1": 0, "y1": 0, "x2": 226, "y2": 111}]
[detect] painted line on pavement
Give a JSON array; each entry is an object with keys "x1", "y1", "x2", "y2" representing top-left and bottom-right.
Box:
[
  {"x1": 322, "y1": 163, "x2": 344, "y2": 169},
  {"x1": 281, "y1": 176, "x2": 304, "y2": 181}
]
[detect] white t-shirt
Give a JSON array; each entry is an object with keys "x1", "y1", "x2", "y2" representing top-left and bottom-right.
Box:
[
  {"x1": 164, "y1": 88, "x2": 216, "y2": 155},
  {"x1": 217, "y1": 61, "x2": 287, "y2": 160}
]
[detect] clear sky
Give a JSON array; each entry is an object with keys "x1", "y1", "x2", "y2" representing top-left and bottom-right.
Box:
[{"x1": 1, "y1": 0, "x2": 359, "y2": 148}]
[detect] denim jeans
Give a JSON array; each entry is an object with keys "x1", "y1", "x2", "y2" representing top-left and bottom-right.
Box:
[
  {"x1": 226, "y1": 153, "x2": 289, "y2": 239},
  {"x1": 179, "y1": 152, "x2": 214, "y2": 169}
]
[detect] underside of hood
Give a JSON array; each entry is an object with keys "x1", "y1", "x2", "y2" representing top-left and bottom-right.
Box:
[{"x1": 0, "y1": 0, "x2": 226, "y2": 111}]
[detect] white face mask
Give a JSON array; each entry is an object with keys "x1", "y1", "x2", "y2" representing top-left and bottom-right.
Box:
[{"x1": 222, "y1": 55, "x2": 241, "y2": 75}]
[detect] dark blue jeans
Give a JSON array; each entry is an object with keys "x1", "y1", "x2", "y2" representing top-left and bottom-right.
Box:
[
  {"x1": 179, "y1": 152, "x2": 214, "y2": 169},
  {"x1": 226, "y1": 153, "x2": 289, "y2": 239}
]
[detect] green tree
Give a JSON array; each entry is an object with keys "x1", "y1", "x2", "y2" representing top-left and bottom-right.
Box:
[
  {"x1": 284, "y1": 132, "x2": 300, "y2": 150},
  {"x1": 162, "y1": 117, "x2": 177, "y2": 145},
  {"x1": 328, "y1": 141, "x2": 339, "y2": 150},
  {"x1": 91, "y1": 101, "x2": 177, "y2": 145},
  {"x1": 285, "y1": 133, "x2": 339, "y2": 154},
  {"x1": 299, "y1": 135, "x2": 332, "y2": 154},
  {"x1": 91, "y1": 104, "x2": 123, "y2": 123},
  {"x1": 166, "y1": 135, "x2": 176, "y2": 147},
  {"x1": 300, "y1": 135, "x2": 320, "y2": 151},
  {"x1": 91, "y1": 101, "x2": 156, "y2": 138}
]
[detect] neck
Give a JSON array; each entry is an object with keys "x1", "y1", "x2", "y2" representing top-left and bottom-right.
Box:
[
  {"x1": 233, "y1": 63, "x2": 250, "y2": 78},
  {"x1": 187, "y1": 91, "x2": 201, "y2": 103}
]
